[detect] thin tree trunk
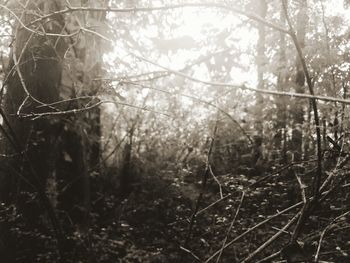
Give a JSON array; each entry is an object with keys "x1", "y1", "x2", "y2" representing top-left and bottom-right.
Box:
[
  {"x1": 291, "y1": 1, "x2": 308, "y2": 162},
  {"x1": 255, "y1": 0, "x2": 267, "y2": 135},
  {"x1": 274, "y1": 1, "x2": 288, "y2": 163}
]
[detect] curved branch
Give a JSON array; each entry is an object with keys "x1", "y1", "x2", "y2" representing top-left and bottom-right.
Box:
[
  {"x1": 282, "y1": 0, "x2": 322, "y2": 201},
  {"x1": 127, "y1": 51, "x2": 350, "y2": 105},
  {"x1": 281, "y1": 1, "x2": 323, "y2": 246},
  {"x1": 21, "y1": 3, "x2": 289, "y2": 34}
]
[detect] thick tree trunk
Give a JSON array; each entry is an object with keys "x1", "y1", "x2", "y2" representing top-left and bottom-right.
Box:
[
  {"x1": 0, "y1": 0, "x2": 105, "y2": 260},
  {"x1": 56, "y1": 0, "x2": 104, "y2": 230},
  {"x1": 0, "y1": 1, "x2": 67, "y2": 261}
]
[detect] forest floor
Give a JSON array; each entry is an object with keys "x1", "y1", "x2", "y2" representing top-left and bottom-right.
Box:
[
  {"x1": 4, "y1": 160, "x2": 350, "y2": 262},
  {"x1": 84, "y1": 163, "x2": 350, "y2": 263}
]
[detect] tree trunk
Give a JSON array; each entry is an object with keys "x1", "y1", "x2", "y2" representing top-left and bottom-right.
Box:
[
  {"x1": 291, "y1": 1, "x2": 308, "y2": 162},
  {"x1": 56, "y1": 0, "x2": 105, "y2": 230},
  {"x1": 252, "y1": 0, "x2": 267, "y2": 170},
  {"x1": 0, "y1": 0, "x2": 105, "y2": 260},
  {"x1": 274, "y1": 1, "x2": 288, "y2": 164},
  {"x1": 254, "y1": 0, "x2": 267, "y2": 135},
  {"x1": 0, "y1": 1, "x2": 67, "y2": 261}
]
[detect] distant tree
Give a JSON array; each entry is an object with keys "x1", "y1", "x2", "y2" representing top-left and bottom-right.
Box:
[
  {"x1": 254, "y1": 0, "x2": 267, "y2": 136},
  {"x1": 272, "y1": 1, "x2": 289, "y2": 163},
  {"x1": 290, "y1": 0, "x2": 308, "y2": 162}
]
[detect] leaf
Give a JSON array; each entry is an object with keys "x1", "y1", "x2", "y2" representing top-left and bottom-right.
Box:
[{"x1": 63, "y1": 151, "x2": 72, "y2": 162}]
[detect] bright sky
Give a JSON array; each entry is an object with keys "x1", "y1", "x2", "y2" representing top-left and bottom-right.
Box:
[
  {"x1": 106, "y1": 0, "x2": 349, "y2": 67},
  {"x1": 104, "y1": 5, "x2": 258, "y2": 86},
  {"x1": 101, "y1": 0, "x2": 350, "y2": 121},
  {"x1": 326, "y1": 1, "x2": 349, "y2": 16}
]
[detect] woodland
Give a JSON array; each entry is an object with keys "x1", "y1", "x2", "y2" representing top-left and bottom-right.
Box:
[{"x1": 0, "y1": 0, "x2": 350, "y2": 262}]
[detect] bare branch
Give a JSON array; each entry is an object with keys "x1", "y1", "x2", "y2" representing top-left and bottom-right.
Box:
[
  {"x1": 18, "y1": 100, "x2": 170, "y2": 119},
  {"x1": 23, "y1": 3, "x2": 289, "y2": 35},
  {"x1": 126, "y1": 52, "x2": 350, "y2": 105},
  {"x1": 179, "y1": 246, "x2": 201, "y2": 262},
  {"x1": 184, "y1": 120, "x2": 218, "y2": 247},
  {"x1": 216, "y1": 191, "x2": 245, "y2": 263},
  {"x1": 209, "y1": 165, "x2": 223, "y2": 199},
  {"x1": 315, "y1": 211, "x2": 350, "y2": 262},
  {"x1": 282, "y1": 0, "x2": 323, "y2": 201},
  {"x1": 241, "y1": 211, "x2": 301, "y2": 263},
  {"x1": 294, "y1": 171, "x2": 307, "y2": 204},
  {"x1": 204, "y1": 201, "x2": 303, "y2": 262}
]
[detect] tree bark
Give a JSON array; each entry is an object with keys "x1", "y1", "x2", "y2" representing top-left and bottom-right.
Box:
[
  {"x1": 56, "y1": 0, "x2": 105, "y2": 229},
  {"x1": 0, "y1": 0, "x2": 105, "y2": 260},
  {"x1": 0, "y1": 1, "x2": 67, "y2": 261}
]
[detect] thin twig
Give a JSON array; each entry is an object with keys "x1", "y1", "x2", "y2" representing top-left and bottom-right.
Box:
[
  {"x1": 205, "y1": 177, "x2": 338, "y2": 263},
  {"x1": 216, "y1": 191, "x2": 245, "y2": 263},
  {"x1": 255, "y1": 250, "x2": 282, "y2": 263},
  {"x1": 314, "y1": 211, "x2": 350, "y2": 262},
  {"x1": 23, "y1": 3, "x2": 289, "y2": 35},
  {"x1": 179, "y1": 246, "x2": 201, "y2": 262},
  {"x1": 204, "y1": 201, "x2": 302, "y2": 263},
  {"x1": 17, "y1": 100, "x2": 169, "y2": 119},
  {"x1": 209, "y1": 165, "x2": 223, "y2": 199},
  {"x1": 184, "y1": 118, "x2": 218, "y2": 247},
  {"x1": 241, "y1": 211, "x2": 301, "y2": 263},
  {"x1": 127, "y1": 51, "x2": 350, "y2": 106},
  {"x1": 0, "y1": 4, "x2": 80, "y2": 38},
  {"x1": 294, "y1": 171, "x2": 307, "y2": 204},
  {"x1": 281, "y1": 0, "x2": 323, "y2": 245},
  {"x1": 167, "y1": 192, "x2": 235, "y2": 227},
  {"x1": 11, "y1": 26, "x2": 61, "y2": 114},
  {"x1": 197, "y1": 193, "x2": 233, "y2": 215},
  {"x1": 281, "y1": 0, "x2": 323, "y2": 201},
  {"x1": 250, "y1": 159, "x2": 317, "y2": 188}
]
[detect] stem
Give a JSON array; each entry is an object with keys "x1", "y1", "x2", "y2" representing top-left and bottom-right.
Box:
[
  {"x1": 184, "y1": 117, "x2": 218, "y2": 248},
  {"x1": 281, "y1": 0, "x2": 322, "y2": 201}
]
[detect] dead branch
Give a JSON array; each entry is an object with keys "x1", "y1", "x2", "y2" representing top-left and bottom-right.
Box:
[
  {"x1": 216, "y1": 191, "x2": 245, "y2": 263},
  {"x1": 128, "y1": 51, "x2": 350, "y2": 106},
  {"x1": 184, "y1": 118, "x2": 218, "y2": 247},
  {"x1": 204, "y1": 201, "x2": 303, "y2": 262},
  {"x1": 241, "y1": 211, "x2": 301, "y2": 263},
  {"x1": 314, "y1": 211, "x2": 350, "y2": 262},
  {"x1": 282, "y1": 0, "x2": 323, "y2": 201}
]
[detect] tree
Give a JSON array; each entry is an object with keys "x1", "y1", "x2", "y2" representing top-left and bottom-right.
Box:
[
  {"x1": 0, "y1": 1, "x2": 67, "y2": 260},
  {"x1": 1, "y1": 0, "x2": 350, "y2": 262},
  {"x1": 0, "y1": 0, "x2": 106, "y2": 260},
  {"x1": 254, "y1": 0, "x2": 267, "y2": 136},
  {"x1": 290, "y1": 0, "x2": 308, "y2": 162},
  {"x1": 273, "y1": 1, "x2": 289, "y2": 163}
]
